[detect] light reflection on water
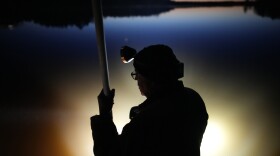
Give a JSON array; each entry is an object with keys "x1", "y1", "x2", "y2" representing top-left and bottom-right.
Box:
[{"x1": 1, "y1": 6, "x2": 280, "y2": 156}]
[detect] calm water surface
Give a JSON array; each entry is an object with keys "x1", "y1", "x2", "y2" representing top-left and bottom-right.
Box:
[{"x1": 1, "y1": 5, "x2": 280, "y2": 156}]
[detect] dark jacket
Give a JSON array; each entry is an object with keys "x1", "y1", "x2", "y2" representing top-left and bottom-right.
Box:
[{"x1": 91, "y1": 81, "x2": 208, "y2": 156}]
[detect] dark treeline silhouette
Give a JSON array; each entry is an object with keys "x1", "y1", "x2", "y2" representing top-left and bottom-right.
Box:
[
  {"x1": 102, "y1": 0, "x2": 170, "y2": 5},
  {"x1": 254, "y1": 0, "x2": 280, "y2": 20},
  {"x1": 0, "y1": 0, "x2": 279, "y2": 28},
  {"x1": 0, "y1": 0, "x2": 93, "y2": 28}
]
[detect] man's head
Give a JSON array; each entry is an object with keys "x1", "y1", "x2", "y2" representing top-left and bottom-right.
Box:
[
  {"x1": 132, "y1": 44, "x2": 184, "y2": 97},
  {"x1": 133, "y1": 44, "x2": 183, "y2": 82}
]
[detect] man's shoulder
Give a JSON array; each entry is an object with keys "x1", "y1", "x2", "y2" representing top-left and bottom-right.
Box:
[
  {"x1": 183, "y1": 86, "x2": 200, "y2": 95},
  {"x1": 181, "y1": 87, "x2": 204, "y2": 102}
]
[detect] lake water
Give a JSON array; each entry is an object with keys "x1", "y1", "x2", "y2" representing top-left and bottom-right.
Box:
[{"x1": 1, "y1": 3, "x2": 280, "y2": 156}]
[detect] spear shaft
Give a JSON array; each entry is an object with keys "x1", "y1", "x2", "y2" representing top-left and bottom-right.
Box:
[{"x1": 92, "y1": 0, "x2": 110, "y2": 96}]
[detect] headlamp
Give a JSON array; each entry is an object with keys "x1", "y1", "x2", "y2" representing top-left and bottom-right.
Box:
[
  {"x1": 120, "y1": 45, "x2": 184, "y2": 79},
  {"x1": 120, "y1": 46, "x2": 137, "y2": 63}
]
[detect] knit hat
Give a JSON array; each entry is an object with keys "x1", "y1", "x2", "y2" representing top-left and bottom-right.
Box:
[{"x1": 133, "y1": 44, "x2": 184, "y2": 82}]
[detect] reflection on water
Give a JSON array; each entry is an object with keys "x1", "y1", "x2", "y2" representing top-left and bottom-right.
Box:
[{"x1": 1, "y1": 2, "x2": 280, "y2": 156}]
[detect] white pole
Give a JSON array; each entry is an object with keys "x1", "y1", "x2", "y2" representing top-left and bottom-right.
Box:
[{"x1": 92, "y1": 0, "x2": 110, "y2": 96}]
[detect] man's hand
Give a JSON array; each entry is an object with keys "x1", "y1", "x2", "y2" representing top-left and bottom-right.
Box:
[{"x1": 97, "y1": 89, "x2": 115, "y2": 117}]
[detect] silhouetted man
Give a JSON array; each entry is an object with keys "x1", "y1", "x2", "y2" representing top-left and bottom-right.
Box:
[{"x1": 91, "y1": 44, "x2": 208, "y2": 156}]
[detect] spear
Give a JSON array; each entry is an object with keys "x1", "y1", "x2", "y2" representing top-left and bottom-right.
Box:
[{"x1": 92, "y1": 0, "x2": 110, "y2": 96}]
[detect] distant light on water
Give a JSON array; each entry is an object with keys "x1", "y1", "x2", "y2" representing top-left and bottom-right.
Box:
[{"x1": 8, "y1": 25, "x2": 14, "y2": 30}]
